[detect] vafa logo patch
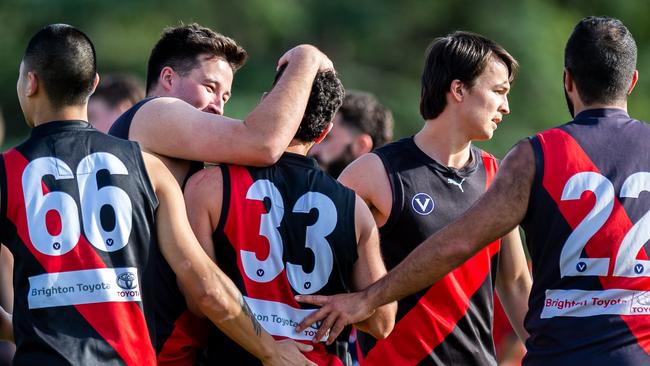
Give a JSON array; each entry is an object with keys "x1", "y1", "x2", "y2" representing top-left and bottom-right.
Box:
[{"x1": 411, "y1": 193, "x2": 434, "y2": 215}]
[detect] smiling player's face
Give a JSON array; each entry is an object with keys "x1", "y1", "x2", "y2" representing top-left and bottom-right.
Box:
[{"x1": 172, "y1": 54, "x2": 234, "y2": 115}]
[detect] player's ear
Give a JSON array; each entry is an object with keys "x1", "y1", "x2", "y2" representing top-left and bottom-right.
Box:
[
  {"x1": 563, "y1": 68, "x2": 574, "y2": 93},
  {"x1": 159, "y1": 67, "x2": 176, "y2": 91},
  {"x1": 314, "y1": 122, "x2": 333, "y2": 144},
  {"x1": 26, "y1": 71, "x2": 39, "y2": 97},
  {"x1": 89, "y1": 73, "x2": 100, "y2": 95},
  {"x1": 449, "y1": 79, "x2": 465, "y2": 103},
  {"x1": 628, "y1": 70, "x2": 639, "y2": 95},
  {"x1": 351, "y1": 133, "x2": 373, "y2": 156}
]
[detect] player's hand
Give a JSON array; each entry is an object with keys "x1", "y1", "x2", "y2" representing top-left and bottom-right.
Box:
[
  {"x1": 295, "y1": 292, "x2": 375, "y2": 345},
  {"x1": 277, "y1": 44, "x2": 334, "y2": 72},
  {"x1": 262, "y1": 339, "x2": 317, "y2": 366}
]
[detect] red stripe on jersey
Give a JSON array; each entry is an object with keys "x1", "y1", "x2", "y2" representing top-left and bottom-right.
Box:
[
  {"x1": 223, "y1": 165, "x2": 340, "y2": 364},
  {"x1": 157, "y1": 310, "x2": 208, "y2": 366},
  {"x1": 538, "y1": 128, "x2": 650, "y2": 353},
  {"x1": 481, "y1": 151, "x2": 498, "y2": 187},
  {"x1": 3, "y1": 149, "x2": 156, "y2": 366},
  {"x1": 363, "y1": 153, "x2": 501, "y2": 365},
  {"x1": 224, "y1": 165, "x2": 298, "y2": 306}
]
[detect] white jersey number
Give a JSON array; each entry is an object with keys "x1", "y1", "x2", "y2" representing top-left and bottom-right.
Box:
[
  {"x1": 22, "y1": 153, "x2": 133, "y2": 256},
  {"x1": 240, "y1": 180, "x2": 336, "y2": 294},
  {"x1": 560, "y1": 171, "x2": 650, "y2": 278}
]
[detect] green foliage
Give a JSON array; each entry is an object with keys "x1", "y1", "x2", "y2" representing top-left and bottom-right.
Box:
[{"x1": 2, "y1": 0, "x2": 650, "y2": 156}]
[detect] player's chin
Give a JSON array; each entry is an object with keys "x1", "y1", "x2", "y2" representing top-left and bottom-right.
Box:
[{"x1": 474, "y1": 129, "x2": 494, "y2": 141}]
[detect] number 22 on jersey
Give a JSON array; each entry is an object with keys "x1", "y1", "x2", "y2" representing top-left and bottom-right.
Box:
[{"x1": 560, "y1": 171, "x2": 650, "y2": 278}]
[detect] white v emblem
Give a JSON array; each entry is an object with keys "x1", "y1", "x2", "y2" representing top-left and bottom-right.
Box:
[
  {"x1": 414, "y1": 197, "x2": 431, "y2": 211},
  {"x1": 411, "y1": 193, "x2": 435, "y2": 215}
]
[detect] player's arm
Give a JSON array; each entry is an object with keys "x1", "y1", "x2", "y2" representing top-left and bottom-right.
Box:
[
  {"x1": 495, "y1": 227, "x2": 531, "y2": 343},
  {"x1": 0, "y1": 246, "x2": 11, "y2": 342},
  {"x1": 338, "y1": 153, "x2": 392, "y2": 227},
  {"x1": 347, "y1": 195, "x2": 396, "y2": 341},
  {"x1": 296, "y1": 139, "x2": 536, "y2": 341},
  {"x1": 131, "y1": 45, "x2": 333, "y2": 167},
  {"x1": 143, "y1": 153, "x2": 315, "y2": 366},
  {"x1": 0, "y1": 246, "x2": 12, "y2": 313},
  {"x1": 0, "y1": 305, "x2": 11, "y2": 341},
  {"x1": 182, "y1": 167, "x2": 223, "y2": 315}
]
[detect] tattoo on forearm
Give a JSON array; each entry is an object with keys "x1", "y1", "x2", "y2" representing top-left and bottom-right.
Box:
[{"x1": 240, "y1": 296, "x2": 262, "y2": 337}]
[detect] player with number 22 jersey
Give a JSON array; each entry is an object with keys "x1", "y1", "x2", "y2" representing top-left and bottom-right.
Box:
[{"x1": 522, "y1": 108, "x2": 650, "y2": 364}]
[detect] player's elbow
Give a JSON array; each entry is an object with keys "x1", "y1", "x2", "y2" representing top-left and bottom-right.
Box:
[
  {"x1": 245, "y1": 143, "x2": 283, "y2": 167},
  {"x1": 372, "y1": 322, "x2": 394, "y2": 340},
  {"x1": 358, "y1": 302, "x2": 396, "y2": 340},
  {"x1": 374, "y1": 303, "x2": 397, "y2": 339},
  {"x1": 261, "y1": 143, "x2": 284, "y2": 166},
  {"x1": 194, "y1": 284, "x2": 241, "y2": 323},
  {"x1": 361, "y1": 321, "x2": 393, "y2": 340}
]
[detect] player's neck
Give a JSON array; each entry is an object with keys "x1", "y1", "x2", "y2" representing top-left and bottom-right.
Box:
[
  {"x1": 31, "y1": 103, "x2": 89, "y2": 127},
  {"x1": 286, "y1": 139, "x2": 313, "y2": 156},
  {"x1": 573, "y1": 101, "x2": 628, "y2": 117},
  {"x1": 147, "y1": 85, "x2": 175, "y2": 99},
  {"x1": 416, "y1": 118, "x2": 472, "y2": 169}
]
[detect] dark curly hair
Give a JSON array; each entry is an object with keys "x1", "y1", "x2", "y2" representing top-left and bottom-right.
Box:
[
  {"x1": 273, "y1": 64, "x2": 345, "y2": 142},
  {"x1": 146, "y1": 23, "x2": 248, "y2": 93}
]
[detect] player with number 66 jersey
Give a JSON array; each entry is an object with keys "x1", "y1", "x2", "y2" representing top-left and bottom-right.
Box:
[{"x1": 2, "y1": 123, "x2": 161, "y2": 365}]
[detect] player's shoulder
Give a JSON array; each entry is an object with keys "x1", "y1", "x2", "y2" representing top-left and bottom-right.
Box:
[
  {"x1": 343, "y1": 151, "x2": 385, "y2": 175},
  {"x1": 136, "y1": 96, "x2": 194, "y2": 114},
  {"x1": 338, "y1": 150, "x2": 393, "y2": 218},
  {"x1": 185, "y1": 166, "x2": 224, "y2": 198},
  {"x1": 338, "y1": 152, "x2": 386, "y2": 188},
  {"x1": 130, "y1": 97, "x2": 195, "y2": 129},
  {"x1": 187, "y1": 166, "x2": 223, "y2": 186}
]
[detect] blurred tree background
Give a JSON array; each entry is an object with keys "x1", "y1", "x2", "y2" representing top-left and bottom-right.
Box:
[{"x1": 1, "y1": 0, "x2": 649, "y2": 157}]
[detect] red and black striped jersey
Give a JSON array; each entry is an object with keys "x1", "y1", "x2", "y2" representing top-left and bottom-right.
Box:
[
  {"x1": 522, "y1": 108, "x2": 650, "y2": 365},
  {"x1": 0, "y1": 121, "x2": 159, "y2": 365},
  {"x1": 206, "y1": 153, "x2": 358, "y2": 366},
  {"x1": 359, "y1": 137, "x2": 501, "y2": 366}
]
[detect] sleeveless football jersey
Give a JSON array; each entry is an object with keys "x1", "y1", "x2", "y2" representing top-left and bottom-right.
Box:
[
  {"x1": 358, "y1": 137, "x2": 501, "y2": 366},
  {"x1": 522, "y1": 108, "x2": 650, "y2": 365},
  {"x1": 206, "y1": 153, "x2": 358, "y2": 366},
  {"x1": 0, "y1": 121, "x2": 158, "y2": 365},
  {"x1": 109, "y1": 98, "x2": 207, "y2": 365}
]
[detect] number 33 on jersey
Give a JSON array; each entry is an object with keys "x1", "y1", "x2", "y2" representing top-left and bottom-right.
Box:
[{"x1": 213, "y1": 161, "x2": 357, "y2": 343}]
